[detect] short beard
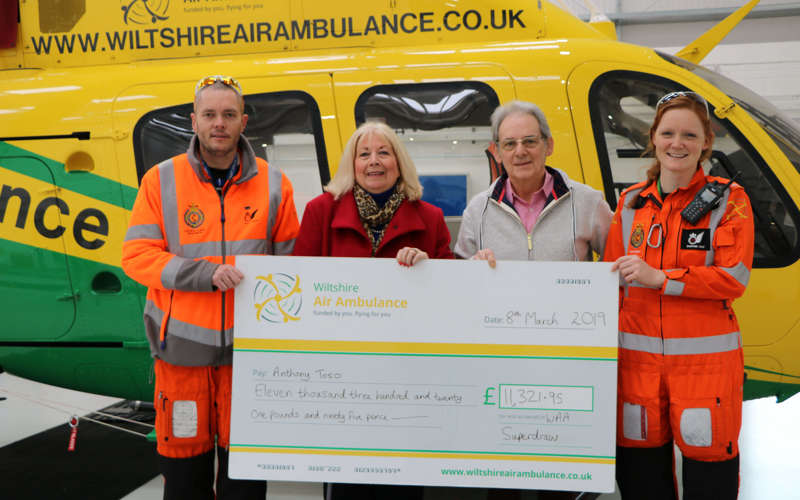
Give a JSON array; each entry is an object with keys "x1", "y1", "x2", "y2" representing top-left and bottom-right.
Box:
[{"x1": 199, "y1": 140, "x2": 236, "y2": 160}]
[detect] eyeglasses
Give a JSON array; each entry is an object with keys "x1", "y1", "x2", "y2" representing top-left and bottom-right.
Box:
[
  {"x1": 656, "y1": 91, "x2": 709, "y2": 117},
  {"x1": 498, "y1": 135, "x2": 544, "y2": 151},
  {"x1": 194, "y1": 75, "x2": 242, "y2": 96}
]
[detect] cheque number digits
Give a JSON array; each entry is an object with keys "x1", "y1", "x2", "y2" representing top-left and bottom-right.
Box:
[{"x1": 308, "y1": 465, "x2": 341, "y2": 472}]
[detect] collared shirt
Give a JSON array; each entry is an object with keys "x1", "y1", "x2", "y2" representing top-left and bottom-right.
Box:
[{"x1": 505, "y1": 171, "x2": 553, "y2": 233}]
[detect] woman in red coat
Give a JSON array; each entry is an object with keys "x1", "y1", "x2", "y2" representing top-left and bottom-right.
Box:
[
  {"x1": 293, "y1": 121, "x2": 454, "y2": 263},
  {"x1": 292, "y1": 121, "x2": 453, "y2": 500}
]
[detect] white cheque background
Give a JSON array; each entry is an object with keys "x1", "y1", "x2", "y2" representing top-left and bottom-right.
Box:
[{"x1": 229, "y1": 257, "x2": 619, "y2": 492}]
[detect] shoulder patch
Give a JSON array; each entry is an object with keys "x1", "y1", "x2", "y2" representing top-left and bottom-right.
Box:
[{"x1": 724, "y1": 200, "x2": 749, "y2": 222}]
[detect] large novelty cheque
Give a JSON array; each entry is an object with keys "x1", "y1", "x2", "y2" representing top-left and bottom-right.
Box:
[{"x1": 229, "y1": 256, "x2": 618, "y2": 493}]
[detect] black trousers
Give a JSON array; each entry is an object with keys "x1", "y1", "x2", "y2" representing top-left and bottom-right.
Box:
[
  {"x1": 484, "y1": 489, "x2": 593, "y2": 499},
  {"x1": 616, "y1": 444, "x2": 739, "y2": 500},
  {"x1": 328, "y1": 485, "x2": 591, "y2": 499},
  {"x1": 159, "y1": 446, "x2": 267, "y2": 500},
  {"x1": 327, "y1": 483, "x2": 424, "y2": 500}
]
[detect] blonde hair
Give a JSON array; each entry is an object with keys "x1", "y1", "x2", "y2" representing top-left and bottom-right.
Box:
[
  {"x1": 325, "y1": 121, "x2": 423, "y2": 201},
  {"x1": 193, "y1": 80, "x2": 245, "y2": 112}
]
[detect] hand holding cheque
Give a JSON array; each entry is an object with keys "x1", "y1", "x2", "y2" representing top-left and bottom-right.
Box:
[{"x1": 228, "y1": 256, "x2": 618, "y2": 493}]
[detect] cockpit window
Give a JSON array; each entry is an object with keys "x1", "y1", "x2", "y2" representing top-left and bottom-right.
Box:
[
  {"x1": 658, "y1": 51, "x2": 800, "y2": 176},
  {"x1": 355, "y1": 82, "x2": 499, "y2": 242},
  {"x1": 133, "y1": 91, "x2": 328, "y2": 218},
  {"x1": 588, "y1": 70, "x2": 800, "y2": 268}
]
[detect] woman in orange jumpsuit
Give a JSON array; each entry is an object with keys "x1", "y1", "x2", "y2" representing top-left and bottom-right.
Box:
[{"x1": 604, "y1": 92, "x2": 754, "y2": 499}]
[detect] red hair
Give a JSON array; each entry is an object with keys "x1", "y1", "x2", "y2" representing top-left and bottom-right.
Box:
[
  {"x1": 627, "y1": 94, "x2": 715, "y2": 207},
  {"x1": 644, "y1": 94, "x2": 714, "y2": 183}
]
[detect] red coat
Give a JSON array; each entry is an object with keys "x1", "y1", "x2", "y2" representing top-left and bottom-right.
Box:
[{"x1": 293, "y1": 191, "x2": 454, "y2": 259}]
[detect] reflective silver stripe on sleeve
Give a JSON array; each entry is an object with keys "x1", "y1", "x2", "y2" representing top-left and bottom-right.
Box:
[
  {"x1": 620, "y1": 331, "x2": 741, "y2": 355},
  {"x1": 661, "y1": 269, "x2": 684, "y2": 295},
  {"x1": 619, "y1": 189, "x2": 642, "y2": 297},
  {"x1": 619, "y1": 331, "x2": 663, "y2": 354},
  {"x1": 181, "y1": 239, "x2": 267, "y2": 258},
  {"x1": 274, "y1": 238, "x2": 295, "y2": 256},
  {"x1": 664, "y1": 331, "x2": 742, "y2": 355},
  {"x1": 183, "y1": 241, "x2": 221, "y2": 258},
  {"x1": 144, "y1": 300, "x2": 232, "y2": 364},
  {"x1": 720, "y1": 262, "x2": 750, "y2": 287},
  {"x1": 125, "y1": 224, "x2": 163, "y2": 241},
  {"x1": 158, "y1": 158, "x2": 182, "y2": 256},
  {"x1": 628, "y1": 281, "x2": 660, "y2": 290},
  {"x1": 620, "y1": 187, "x2": 643, "y2": 255},
  {"x1": 154, "y1": 311, "x2": 233, "y2": 347},
  {"x1": 161, "y1": 256, "x2": 185, "y2": 289},
  {"x1": 705, "y1": 188, "x2": 731, "y2": 266},
  {"x1": 265, "y1": 164, "x2": 284, "y2": 255},
  {"x1": 664, "y1": 279, "x2": 685, "y2": 296}
]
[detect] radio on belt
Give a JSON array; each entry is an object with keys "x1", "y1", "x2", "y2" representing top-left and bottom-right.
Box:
[{"x1": 681, "y1": 173, "x2": 740, "y2": 224}]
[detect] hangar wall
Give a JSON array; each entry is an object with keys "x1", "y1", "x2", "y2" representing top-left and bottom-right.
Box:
[{"x1": 565, "y1": 0, "x2": 800, "y2": 123}]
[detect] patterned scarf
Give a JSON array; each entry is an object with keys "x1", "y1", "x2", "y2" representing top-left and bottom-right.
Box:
[{"x1": 353, "y1": 183, "x2": 406, "y2": 255}]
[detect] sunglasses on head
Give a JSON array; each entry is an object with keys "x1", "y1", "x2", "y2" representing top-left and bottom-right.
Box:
[
  {"x1": 194, "y1": 75, "x2": 242, "y2": 96},
  {"x1": 656, "y1": 91, "x2": 709, "y2": 117}
]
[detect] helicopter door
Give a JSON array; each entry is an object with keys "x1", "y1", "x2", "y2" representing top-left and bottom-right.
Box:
[
  {"x1": 120, "y1": 74, "x2": 337, "y2": 220},
  {"x1": 0, "y1": 153, "x2": 75, "y2": 340},
  {"x1": 568, "y1": 64, "x2": 800, "y2": 397}
]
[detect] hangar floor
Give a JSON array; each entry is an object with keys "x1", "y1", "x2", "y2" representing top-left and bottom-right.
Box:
[{"x1": 2, "y1": 373, "x2": 799, "y2": 500}]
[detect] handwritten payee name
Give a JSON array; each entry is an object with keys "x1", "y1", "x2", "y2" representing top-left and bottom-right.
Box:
[{"x1": 252, "y1": 366, "x2": 342, "y2": 382}]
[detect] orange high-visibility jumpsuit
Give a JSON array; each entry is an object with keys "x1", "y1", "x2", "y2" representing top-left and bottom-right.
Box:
[
  {"x1": 604, "y1": 167, "x2": 753, "y2": 499},
  {"x1": 122, "y1": 136, "x2": 299, "y2": 462}
]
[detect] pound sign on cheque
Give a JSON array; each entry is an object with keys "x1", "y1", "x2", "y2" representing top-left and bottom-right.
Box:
[{"x1": 483, "y1": 387, "x2": 496, "y2": 405}]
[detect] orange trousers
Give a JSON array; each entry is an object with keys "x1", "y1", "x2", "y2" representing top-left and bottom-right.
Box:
[
  {"x1": 616, "y1": 349, "x2": 743, "y2": 462},
  {"x1": 154, "y1": 359, "x2": 232, "y2": 458}
]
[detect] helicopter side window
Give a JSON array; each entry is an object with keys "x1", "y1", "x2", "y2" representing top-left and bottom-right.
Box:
[
  {"x1": 133, "y1": 91, "x2": 328, "y2": 218},
  {"x1": 355, "y1": 82, "x2": 499, "y2": 239},
  {"x1": 588, "y1": 71, "x2": 800, "y2": 268}
]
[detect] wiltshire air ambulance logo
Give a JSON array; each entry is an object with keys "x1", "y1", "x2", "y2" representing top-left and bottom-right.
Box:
[
  {"x1": 183, "y1": 203, "x2": 205, "y2": 229},
  {"x1": 254, "y1": 273, "x2": 302, "y2": 323},
  {"x1": 630, "y1": 223, "x2": 645, "y2": 248},
  {"x1": 122, "y1": 0, "x2": 170, "y2": 25},
  {"x1": 243, "y1": 206, "x2": 259, "y2": 224}
]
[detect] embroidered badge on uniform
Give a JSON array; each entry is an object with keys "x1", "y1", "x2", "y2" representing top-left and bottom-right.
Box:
[
  {"x1": 244, "y1": 205, "x2": 259, "y2": 223},
  {"x1": 630, "y1": 223, "x2": 645, "y2": 248},
  {"x1": 681, "y1": 228, "x2": 711, "y2": 250},
  {"x1": 183, "y1": 203, "x2": 205, "y2": 229},
  {"x1": 724, "y1": 200, "x2": 749, "y2": 222}
]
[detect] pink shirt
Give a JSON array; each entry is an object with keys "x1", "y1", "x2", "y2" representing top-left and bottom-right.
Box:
[{"x1": 505, "y1": 171, "x2": 553, "y2": 233}]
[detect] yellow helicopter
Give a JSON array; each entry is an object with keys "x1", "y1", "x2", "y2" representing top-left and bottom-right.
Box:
[{"x1": 1, "y1": 0, "x2": 798, "y2": 406}]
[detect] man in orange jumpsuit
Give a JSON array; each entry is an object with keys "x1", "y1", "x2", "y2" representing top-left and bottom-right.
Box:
[{"x1": 122, "y1": 75, "x2": 299, "y2": 499}]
